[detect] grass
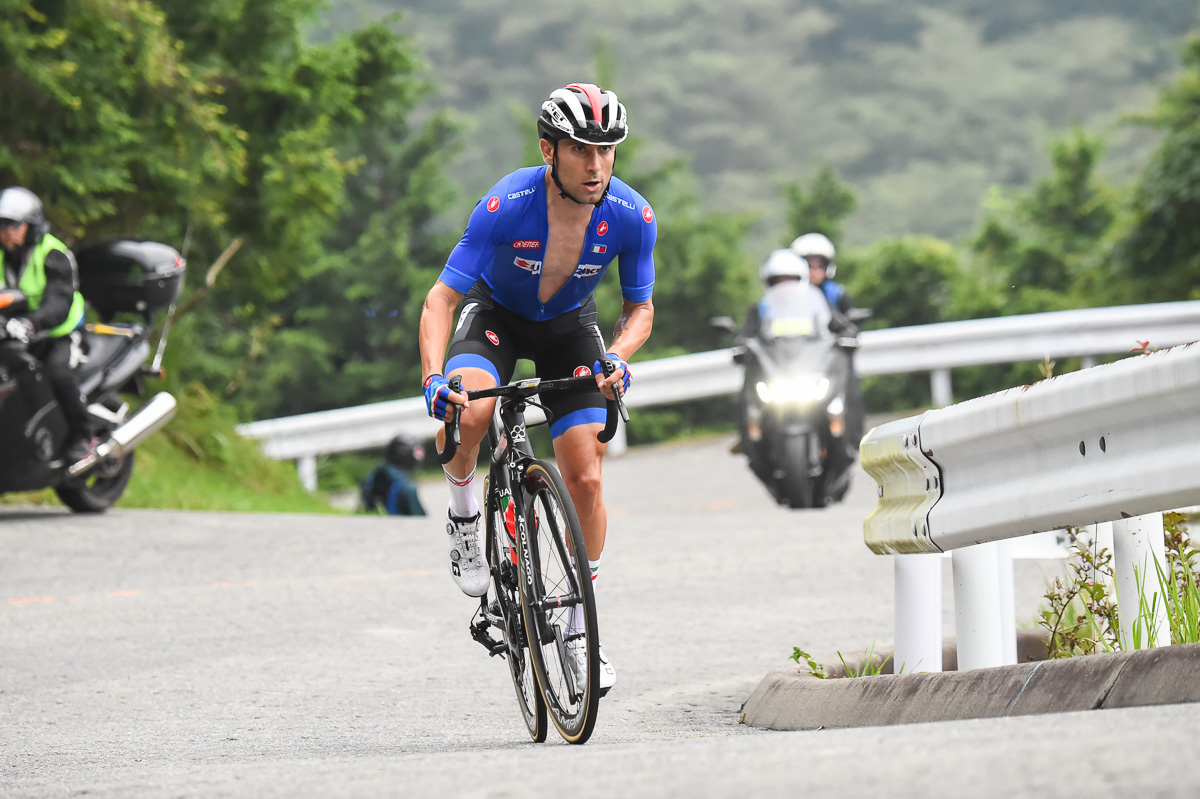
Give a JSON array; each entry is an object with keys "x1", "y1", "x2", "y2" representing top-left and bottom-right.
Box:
[
  {"x1": 1, "y1": 382, "x2": 342, "y2": 514},
  {"x1": 1038, "y1": 512, "x2": 1200, "y2": 656}
]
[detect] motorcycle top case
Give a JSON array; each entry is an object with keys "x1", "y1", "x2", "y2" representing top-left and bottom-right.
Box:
[{"x1": 77, "y1": 240, "x2": 186, "y2": 319}]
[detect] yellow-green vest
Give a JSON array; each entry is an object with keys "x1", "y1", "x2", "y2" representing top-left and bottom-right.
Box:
[{"x1": 9, "y1": 233, "x2": 85, "y2": 338}]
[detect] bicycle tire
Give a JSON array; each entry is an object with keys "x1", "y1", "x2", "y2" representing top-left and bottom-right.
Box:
[
  {"x1": 516, "y1": 460, "x2": 600, "y2": 744},
  {"x1": 483, "y1": 476, "x2": 546, "y2": 742}
]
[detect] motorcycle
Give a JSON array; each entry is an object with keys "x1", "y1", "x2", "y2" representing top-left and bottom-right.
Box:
[
  {"x1": 0, "y1": 240, "x2": 184, "y2": 512},
  {"x1": 712, "y1": 281, "x2": 871, "y2": 509}
]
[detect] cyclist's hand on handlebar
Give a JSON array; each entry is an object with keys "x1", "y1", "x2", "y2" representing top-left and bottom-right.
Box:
[
  {"x1": 423, "y1": 373, "x2": 468, "y2": 421},
  {"x1": 593, "y1": 352, "x2": 631, "y2": 401}
]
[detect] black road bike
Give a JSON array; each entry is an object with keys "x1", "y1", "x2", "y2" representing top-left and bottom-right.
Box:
[{"x1": 438, "y1": 361, "x2": 627, "y2": 745}]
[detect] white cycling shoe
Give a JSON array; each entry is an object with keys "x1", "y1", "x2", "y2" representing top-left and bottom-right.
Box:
[
  {"x1": 566, "y1": 637, "x2": 617, "y2": 697},
  {"x1": 446, "y1": 511, "x2": 489, "y2": 597}
]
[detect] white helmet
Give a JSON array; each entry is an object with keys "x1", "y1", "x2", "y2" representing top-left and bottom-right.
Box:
[
  {"x1": 759, "y1": 248, "x2": 808, "y2": 284},
  {"x1": 789, "y1": 233, "x2": 836, "y2": 278}
]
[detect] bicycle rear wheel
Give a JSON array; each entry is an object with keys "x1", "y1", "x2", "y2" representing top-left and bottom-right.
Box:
[
  {"x1": 516, "y1": 460, "x2": 600, "y2": 744},
  {"x1": 483, "y1": 476, "x2": 546, "y2": 742}
]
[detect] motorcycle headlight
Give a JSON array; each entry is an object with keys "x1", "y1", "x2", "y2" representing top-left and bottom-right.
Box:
[
  {"x1": 756, "y1": 376, "x2": 830, "y2": 405},
  {"x1": 827, "y1": 395, "x2": 845, "y2": 416}
]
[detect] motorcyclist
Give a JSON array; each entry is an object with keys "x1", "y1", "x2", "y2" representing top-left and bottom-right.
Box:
[
  {"x1": 0, "y1": 186, "x2": 95, "y2": 462},
  {"x1": 789, "y1": 232, "x2": 855, "y2": 320},
  {"x1": 788, "y1": 232, "x2": 865, "y2": 450}
]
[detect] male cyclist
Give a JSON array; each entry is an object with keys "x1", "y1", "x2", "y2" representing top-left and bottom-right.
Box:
[{"x1": 418, "y1": 83, "x2": 657, "y2": 696}]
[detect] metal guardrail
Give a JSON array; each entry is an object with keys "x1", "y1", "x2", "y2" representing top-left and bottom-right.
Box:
[
  {"x1": 860, "y1": 341, "x2": 1200, "y2": 554},
  {"x1": 238, "y1": 300, "x2": 1200, "y2": 490}
]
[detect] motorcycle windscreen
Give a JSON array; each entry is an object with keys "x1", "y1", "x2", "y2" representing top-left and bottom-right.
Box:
[{"x1": 756, "y1": 282, "x2": 834, "y2": 341}]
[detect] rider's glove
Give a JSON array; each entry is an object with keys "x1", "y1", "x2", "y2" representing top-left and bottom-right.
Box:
[
  {"x1": 423, "y1": 374, "x2": 455, "y2": 420},
  {"x1": 593, "y1": 352, "x2": 631, "y2": 394},
  {"x1": 4, "y1": 317, "x2": 34, "y2": 343}
]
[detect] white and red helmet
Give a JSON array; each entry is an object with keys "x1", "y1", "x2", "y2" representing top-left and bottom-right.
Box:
[{"x1": 538, "y1": 83, "x2": 628, "y2": 145}]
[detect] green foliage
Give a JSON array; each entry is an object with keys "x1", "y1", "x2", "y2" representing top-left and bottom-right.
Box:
[
  {"x1": 1037, "y1": 514, "x2": 1200, "y2": 658},
  {"x1": 790, "y1": 646, "x2": 828, "y2": 680},
  {"x1": 333, "y1": 0, "x2": 1193, "y2": 246},
  {"x1": 1038, "y1": 530, "x2": 1121, "y2": 658},
  {"x1": 1115, "y1": 33, "x2": 1200, "y2": 303},
  {"x1": 782, "y1": 165, "x2": 858, "y2": 246}
]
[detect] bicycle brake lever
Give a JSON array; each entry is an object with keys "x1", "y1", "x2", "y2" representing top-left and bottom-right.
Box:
[
  {"x1": 438, "y1": 375, "x2": 464, "y2": 464},
  {"x1": 601, "y1": 357, "x2": 630, "y2": 424}
]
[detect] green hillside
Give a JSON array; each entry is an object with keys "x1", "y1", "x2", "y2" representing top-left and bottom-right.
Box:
[{"x1": 323, "y1": 0, "x2": 1196, "y2": 251}]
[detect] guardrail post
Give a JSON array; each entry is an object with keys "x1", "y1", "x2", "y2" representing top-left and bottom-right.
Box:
[
  {"x1": 930, "y1": 368, "x2": 953, "y2": 408},
  {"x1": 997, "y1": 539, "x2": 1017, "y2": 665},
  {"x1": 952, "y1": 541, "x2": 1006, "y2": 669},
  {"x1": 1112, "y1": 513, "x2": 1170, "y2": 650},
  {"x1": 893, "y1": 553, "x2": 943, "y2": 674},
  {"x1": 297, "y1": 455, "x2": 318, "y2": 493}
]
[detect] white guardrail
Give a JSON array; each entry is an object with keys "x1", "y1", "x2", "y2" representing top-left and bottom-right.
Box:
[
  {"x1": 861, "y1": 341, "x2": 1200, "y2": 673},
  {"x1": 237, "y1": 300, "x2": 1200, "y2": 491}
]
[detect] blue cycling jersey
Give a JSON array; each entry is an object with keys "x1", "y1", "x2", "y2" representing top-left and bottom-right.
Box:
[{"x1": 437, "y1": 166, "x2": 657, "y2": 322}]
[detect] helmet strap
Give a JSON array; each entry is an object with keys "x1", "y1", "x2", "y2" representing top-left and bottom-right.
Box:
[{"x1": 549, "y1": 140, "x2": 609, "y2": 208}]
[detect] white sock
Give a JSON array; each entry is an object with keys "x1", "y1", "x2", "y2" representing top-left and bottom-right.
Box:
[
  {"x1": 443, "y1": 468, "x2": 478, "y2": 519},
  {"x1": 568, "y1": 557, "x2": 601, "y2": 635}
]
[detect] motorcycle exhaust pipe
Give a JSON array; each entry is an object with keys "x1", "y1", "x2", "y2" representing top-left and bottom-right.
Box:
[{"x1": 68, "y1": 392, "x2": 178, "y2": 477}]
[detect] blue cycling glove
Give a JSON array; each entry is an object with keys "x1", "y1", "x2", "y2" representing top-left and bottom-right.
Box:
[
  {"x1": 593, "y1": 352, "x2": 631, "y2": 395},
  {"x1": 423, "y1": 374, "x2": 456, "y2": 420}
]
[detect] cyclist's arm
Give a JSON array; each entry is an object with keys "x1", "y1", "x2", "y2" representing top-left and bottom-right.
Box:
[
  {"x1": 608, "y1": 298, "x2": 654, "y2": 362},
  {"x1": 419, "y1": 280, "x2": 465, "y2": 384}
]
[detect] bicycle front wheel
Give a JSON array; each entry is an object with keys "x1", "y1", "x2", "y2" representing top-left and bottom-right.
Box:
[
  {"x1": 484, "y1": 475, "x2": 546, "y2": 742},
  {"x1": 516, "y1": 460, "x2": 600, "y2": 744}
]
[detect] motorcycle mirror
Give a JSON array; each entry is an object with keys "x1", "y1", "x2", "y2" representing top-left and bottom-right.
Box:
[
  {"x1": 847, "y1": 307, "x2": 873, "y2": 323},
  {"x1": 710, "y1": 316, "x2": 738, "y2": 333}
]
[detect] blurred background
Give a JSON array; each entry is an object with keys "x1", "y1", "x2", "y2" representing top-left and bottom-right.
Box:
[{"x1": 3, "y1": 0, "x2": 1198, "y2": 505}]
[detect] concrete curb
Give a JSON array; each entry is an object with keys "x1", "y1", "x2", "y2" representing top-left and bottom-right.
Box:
[{"x1": 742, "y1": 642, "x2": 1200, "y2": 730}]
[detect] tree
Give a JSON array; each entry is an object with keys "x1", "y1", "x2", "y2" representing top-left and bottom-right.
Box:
[
  {"x1": 0, "y1": 1, "x2": 457, "y2": 419},
  {"x1": 782, "y1": 165, "x2": 858, "y2": 247},
  {"x1": 1115, "y1": 33, "x2": 1200, "y2": 302}
]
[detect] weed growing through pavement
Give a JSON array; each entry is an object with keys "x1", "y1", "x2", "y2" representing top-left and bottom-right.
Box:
[
  {"x1": 1038, "y1": 512, "x2": 1200, "y2": 657},
  {"x1": 791, "y1": 642, "x2": 899, "y2": 679}
]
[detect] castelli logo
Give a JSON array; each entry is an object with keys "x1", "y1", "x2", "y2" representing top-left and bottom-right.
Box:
[
  {"x1": 642, "y1": 206, "x2": 654, "y2": 224},
  {"x1": 596, "y1": 221, "x2": 608, "y2": 236},
  {"x1": 486, "y1": 330, "x2": 499, "y2": 345},
  {"x1": 574, "y1": 365, "x2": 592, "y2": 377},
  {"x1": 487, "y1": 196, "x2": 500, "y2": 212}
]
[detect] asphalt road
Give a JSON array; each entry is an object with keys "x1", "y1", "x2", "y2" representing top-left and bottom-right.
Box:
[{"x1": 3, "y1": 436, "x2": 1198, "y2": 797}]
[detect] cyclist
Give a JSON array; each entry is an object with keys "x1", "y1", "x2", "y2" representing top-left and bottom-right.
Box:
[{"x1": 418, "y1": 83, "x2": 657, "y2": 696}]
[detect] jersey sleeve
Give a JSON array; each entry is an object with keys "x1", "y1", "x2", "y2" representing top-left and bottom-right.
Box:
[
  {"x1": 438, "y1": 180, "x2": 510, "y2": 294},
  {"x1": 617, "y1": 200, "x2": 656, "y2": 303}
]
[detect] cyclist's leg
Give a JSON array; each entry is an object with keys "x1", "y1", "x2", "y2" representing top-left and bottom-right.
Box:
[
  {"x1": 440, "y1": 287, "x2": 513, "y2": 595},
  {"x1": 531, "y1": 298, "x2": 610, "y2": 561}
]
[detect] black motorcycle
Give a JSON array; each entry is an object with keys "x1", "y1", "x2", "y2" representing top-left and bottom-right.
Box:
[
  {"x1": 713, "y1": 282, "x2": 870, "y2": 509},
  {"x1": 0, "y1": 240, "x2": 184, "y2": 512}
]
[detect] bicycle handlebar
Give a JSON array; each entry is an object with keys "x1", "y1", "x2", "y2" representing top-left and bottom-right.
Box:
[{"x1": 436, "y1": 358, "x2": 629, "y2": 465}]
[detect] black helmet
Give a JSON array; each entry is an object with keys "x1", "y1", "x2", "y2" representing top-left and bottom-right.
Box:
[
  {"x1": 0, "y1": 187, "x2": 48, "y2": 248},
  {"x1": 537, "y1": 83, "x2": 628, "y2": 145},
  {"x1": 385, "y1": 434, "x2": 424, "y2": 470}
]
